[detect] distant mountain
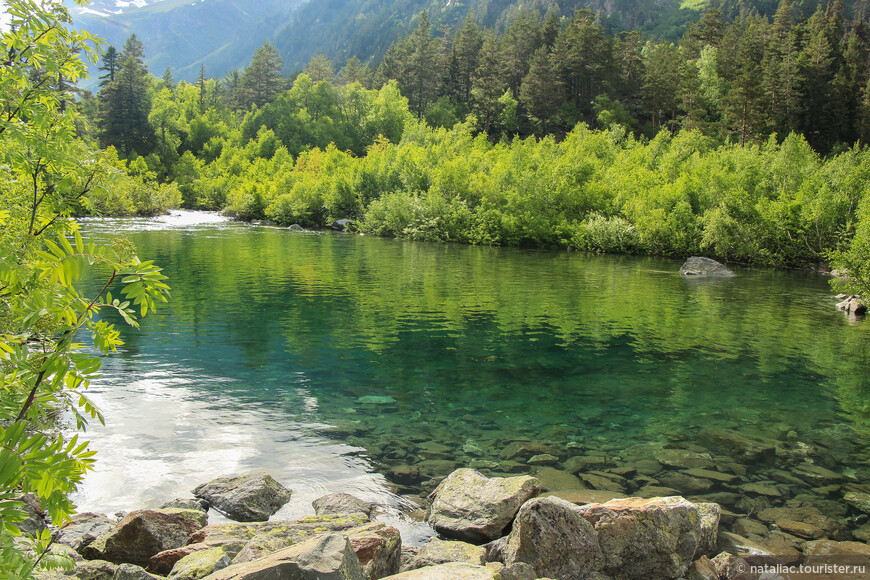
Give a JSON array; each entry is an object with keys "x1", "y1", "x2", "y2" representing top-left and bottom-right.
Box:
[{"x1": 70, "y1": 0, "x2": 303, "y2": 87}]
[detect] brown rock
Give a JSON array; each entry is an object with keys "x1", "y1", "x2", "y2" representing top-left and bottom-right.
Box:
[
  {"x1": 578, "y1": 473, "x2": 624, "y2": 492},
  {"x1": 685, "y1": 556, "x2": 718, "y2": 580},
  {"x1": 532, "y1": 467, "x2": 584, "y2": 492},
  {"x1": 658, "y1": 472, "x2": 715, "y2": 494},
  {"x1": 653, "y1": 449, "x2": 716, "y2": 470},
  {"x1": 682, "y1": 468, "x2": 739, "y2": 484},
  {"x1": 347, "y1": 522, "x2": 401, "y2": 580},
  {"x1": 733, "y1": 518, "x2": 768, "y2": 538},
  {"x1": 563, "y1": 455, "x2": 608, "y2": 474},
  {"x1": 148, "y1": 543, "x2": 212, "y2": 576},
  {"x1": 803, "y1": 539, "x2": 870, "y2": 557},
  {"x1": 774, "y1": 519, "x2": 825, "y2": 540},
  {"x1": 740, "y1": 483, "x2": 781, "y2": 497},
  {"x1": 698, "y1": 429, "x2": 776, "y2": 463}
]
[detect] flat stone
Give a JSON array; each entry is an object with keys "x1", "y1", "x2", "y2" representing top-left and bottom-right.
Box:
[
  {"x1": 733, "y1": 518, "x2": 768, "y2": 537},
  {"x1": 382, "y1": 562, "x2": 524, "y2": 579},
  {"x1": 698, "y1": 429, "x2": 776, "y2": 463},
  {"x1": 682, "y1": 468, "x2": 738, "y2": 484},
  {"x1": 740, "y1": 483, "x2": 781, "y2": 497},
  {"x1": 636, "y1": 485, "x2": 681, "y2": 498},
  {"x1": 653, "y1": 449, "x2": 716, "y2": 470},
  {"x1": 632, "y1": 459, "x2": 663, "y2": 476},
  {"x1": 757, "y1": 533, "x2": 801, "y2": 564},
  {"x1": 775, "y1": 519, "x2": 825, "y2": 540},
  {"x1": 531, "y1": 467, "x2": 584, "y2": 492},
  {"x1": 803, "y1": 539, "x2": 870, "y2": 557},
  {"x1": 526, "y1": 454, "x2": 558, "y2": 466},
  {"x1": 792, "y1": 463, "x2": 844, "y2": 484},
  {"x1": 716, "y1": 531, "x2": 773, "y2": 558},
  {"x1": 563, "y1": 455, "x2": 608, "y2": 474},
  {"x1": 658, "y1": 472, "x2": 714, "y2": 494},
  {"x1": 578, "y1": 473, "x2": 624, "y2": 492},
  {"x1": 356, "y1": 396, "x2": 396, "y2": 405},
  {"x1": 500, "y1": 441, "x2": 555, "y2": 461}
]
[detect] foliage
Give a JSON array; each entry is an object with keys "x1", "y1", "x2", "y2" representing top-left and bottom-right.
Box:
[{"x1": 0, "y1": 1, "x2": 170, "y2": 576}]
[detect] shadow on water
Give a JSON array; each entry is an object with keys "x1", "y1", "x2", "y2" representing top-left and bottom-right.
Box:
[{"x1": 76, "y1": 210, "x2": 870, "y2": 547}]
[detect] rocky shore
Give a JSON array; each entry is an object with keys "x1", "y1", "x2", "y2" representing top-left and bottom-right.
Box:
[{"x1": 19, "y1": 466, "x2": 870, "y2": 579}]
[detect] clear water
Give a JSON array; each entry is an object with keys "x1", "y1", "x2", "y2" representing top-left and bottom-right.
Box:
[{"x1": 73, "y1": 211, "x2": 870, "y2": 542}]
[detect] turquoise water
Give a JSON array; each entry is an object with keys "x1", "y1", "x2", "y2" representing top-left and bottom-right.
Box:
[{"x1": 75, "y1": 211, "x2": 870, "y2": 541}]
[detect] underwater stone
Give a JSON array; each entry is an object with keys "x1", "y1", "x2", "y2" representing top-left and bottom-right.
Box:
[
  {"x1": 844, "y1": 491, "x2": 870, "y2": 514},
  {"x1": 356, "y1": 395, "x2": 397, "y2": 405}
]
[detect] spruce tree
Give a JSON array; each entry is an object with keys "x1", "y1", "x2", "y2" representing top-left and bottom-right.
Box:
[
  {"x1": 239, "y1": 41, "x2": 284, "y2": 109},
  {"x1": 520, "y1": 46, "x2": 564, "y2": 133},
  {"x1": 405, "y1": 12, "x2": 439, "y2": 118},
  {"x1": 98, "y1": 45, "x2": 118, "y2": 87},
  {"x1": 98, "y1": 35, "x2": 152, "y2": 156}
]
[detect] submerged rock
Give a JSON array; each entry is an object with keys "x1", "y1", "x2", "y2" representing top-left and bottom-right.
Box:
[
  {"x1": 679, "y1": 256, "x2": 736, "y2": 278},
  {"x1": 356, "y1": 395, "x2": 397, "y2": 405},
  {"x1": 192, "y1": 473, "x2": 291, "y2": 522},
  {"x1": 82, "y1": 509, "x2": 205, "y2": 568},
  {"x1": 427, "y1": 468, "x2": 540, "y2": 543},
  {"x1": 501, "y1": 496, "x2": 601, "y2": 580}
]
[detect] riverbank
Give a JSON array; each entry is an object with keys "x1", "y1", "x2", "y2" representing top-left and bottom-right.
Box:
[{"x1": 28, "y1": 467, "x2": 870, "y2": 579}]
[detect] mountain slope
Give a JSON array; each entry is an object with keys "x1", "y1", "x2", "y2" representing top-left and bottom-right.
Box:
[{"x1": 71, "y1": 0, "x2": 302, "y2": 86}]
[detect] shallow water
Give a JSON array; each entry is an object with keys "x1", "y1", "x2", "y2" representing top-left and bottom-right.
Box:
[{"x1": 73, "y1": 211, "x2": 870, "y2": 544}]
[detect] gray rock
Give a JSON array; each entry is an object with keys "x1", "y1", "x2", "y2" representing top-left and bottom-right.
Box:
[
  {"x1": 193, "y1": 473, "x2": 292, "y2": 522},
  {"x1": 75, "y1": 560, "x2": 118, "y2": 580},
  {"x1": 313, "y1": 493, "x2": 375, "y2": 518},
  {"x1": 696, "y1": 503, "x2": 721, "y2": 558},
  {"x1": 426, "y1": 469, "x2": 540, "y2": 543},
  {"x1": 202, "y1": 534, "x2": 365, "y2": 580},
  {"x1": 288, "y1": 224, "x2": 304, "y2": 231},
  {"x1": 501, "y1": 497, "x2": 601, "y2": 580},
  {"x1": 679, "y1": 256, "x2": 735, "y2": 278},
  {"x1": 836, "y1": 296, "x2": 867, "y2": 315},
  {"x1": 161, "y1": 499, "x2": 210, "y2": 513},
  {"x1": 57, "y1": 513, "x2": 115, "y2": 554},
  {"x1": 685, "y1": 556, "x2": 718, "y2": 580},
  {"x1": 331, "y1": 219, "x2": 353, "y2": 232},
  {"x1": 576, "y1": 496, "x2": 702, "y2": 579},
  {"x1": 14, "y1": 494, "x2": 47, "y2": 536},
  {"x1": 82, "y1": 509, "x2": 206, "y2": 567},
  {"x1": 408, "y1": 538, "x2": 486, "y2": 570},
  {"x1": 113, "y1": 564, "x2": 161, "y2": 580},
  {"x1": 168, "y1": 548, "x2": 230, "y2": 580}
]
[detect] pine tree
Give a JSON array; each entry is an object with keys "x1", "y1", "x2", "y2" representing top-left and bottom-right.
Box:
[
  {"x1": 197, "y1": 64, "x2": 207, "y2": 112},
  {"x1": 453, "y1": 14, "x2": 484, "y2": 102},
  {"x1": 642, "y1": 42, "x2": 683, "y2": 132},
  {"x1": 303, "y1": 54, "x2": 335, "y2": 83},
  {"x1": 98, "y1": 45, "x2": 118, "y2": 87},
  {"x1": 98, "y1": 35, "x2": 152, "y2": 156},
  {"x1": 520, "y1": 47, "x2": 564, "y2": 133},
  {"x1": 725, "y1": 16, "x2": 767, "y2": 146},
  {"x1": 405, "y1": 12, "x2": 439, "y2": 118},
  {"x1": 501, "y1": 11, "x2": 543, "y2": 99},
  {"x1": 551, "y1": 10, "x2": 613, "y2": 122},
  {"x1": 162, "y1": 67, "x2": 175, "y2": 91},
  {"x1": 239, "y1": 41, "x2": 284, "y2": 109},
  {"x1": 338, "y1": 57, "x2": 373, "y2": 87},
  {"x1": 764, "y1": 0, "x2": 801, "y2": 135},
  {"x1": 471, "y1": 32, "x2": 508, "y2": 133}
]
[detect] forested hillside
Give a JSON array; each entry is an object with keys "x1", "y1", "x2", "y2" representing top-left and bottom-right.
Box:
[{"x1": 72, "y1": 0, "x2": 870, "y2": 82}]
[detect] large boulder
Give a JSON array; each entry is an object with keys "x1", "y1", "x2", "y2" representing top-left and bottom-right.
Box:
[
  {"x1": 696, "y1": 503, "x2": 721, "y2": 557},
  {"x1": 679, "y1": 257, "x2": 735, "y2": 278},
  {"x1": 82, "y1": 509, "x2": 206, "y2": 567},
  {"x1": 57, "y1": 513, "x2": 114, "y2": 553},
  {"x1": 426, "y1": 469, "x2": 540, "y2": 542},
  {"x1": 202, "y1": 534, "x2": 365, "y2": 580},
  {"x1": 407, "y1": 538, "x2": 486, "y2": 570},
  {"x1": 501, "y1": 496, "x2": 601, "y2": 580},
  {"x1": 313, "y1": 493, "x2": 375, "y2": 518},
  {"x1": 193, "y1": 473, "x2": 292, "y2": 522},
  {"x1": 168, "y1": 548, "x2": 231, "y2": 580},
  {"x1": 576, "y1": 496, "x2": 702, "y2": 579},
  {"x1": 346, "y1": 522, "x2": 401, "y2": 580}
]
